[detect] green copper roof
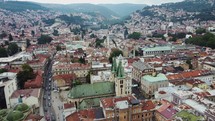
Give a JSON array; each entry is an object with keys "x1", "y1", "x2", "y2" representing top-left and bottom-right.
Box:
[
  {"x1": 6, "y1": 110, "x2": 24, "y2": 121},
  {"x1": 175, "y1": 110, "x2": 204, "y2": 121},
  {"x1": 79, "y1": 98, "x2": 101, "y2": 110},
  {"x1": 117, "y1": 60, "x2": 124, "y2": 78},
  {"x1": 68, "y1": 82, "x2": 115, "y2": 99},
  {"x1": 142, "y1": 46, "x2": 172, "y2": 52},
  {"x1": 14, "y1": 103, "x2": 30, "y2": 113},
  {"x1": 142, "y1": 73, "x2": 168, "y2": 83}
]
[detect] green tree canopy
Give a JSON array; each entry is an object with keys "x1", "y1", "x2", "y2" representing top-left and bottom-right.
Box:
[
  {"x1": 0, "y1": 47, "x2": 8, "y2": 57},
  {"x1": 8, "y1": 34, "x2": 13, "y2": 41},
  {"x1": 7, "y1": 43, "x2": 19, "y2": 56},
  {"x1": 186, "y1": 32, "x2": 215, "y2": 49},
  {"x1": 128, "y1": 32, "x2": 141, "y2": 40},
  {"x1": 26, "y1": 39, "x2": 31, "y2": 48},
  {"x1": 17, "y1": 64, "x2": 35, "y2": 89},
  {"x1": 37, "y1": 35, "x2": 53, "y2": 44},
  {"x1": 196, "y1": 28, "x2": 206, "y2": 35},
  {"x1": 109, "y1": 48, "x2": 123, "y2": 63},
  {"x1": 56, "y1": 45, "x2": 62, "y2": 51}
]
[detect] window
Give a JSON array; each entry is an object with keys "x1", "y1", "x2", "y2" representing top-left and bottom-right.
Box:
[{"x1": 120, "y1": 80, "x2": 123, "y2": 84}]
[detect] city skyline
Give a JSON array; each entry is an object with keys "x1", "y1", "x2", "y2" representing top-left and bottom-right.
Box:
[{"x1": 18, "y1": 0, "x2": 184, "y2": 5}]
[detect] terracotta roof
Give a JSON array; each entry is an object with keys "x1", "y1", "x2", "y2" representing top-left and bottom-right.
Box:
[
  {"x1": 101, "y1": 95, "x2": 135, "y2": 109},
  {"x1": 186, "y1": 79, "x2": 205, "y2": 85},
  {"x1": 167, "y1": 70, "x2": 212, "y2": 81},
  {"x1": 159, "y1": 107, "x2": 177, "y2": 119},
  {"x1": 24, "y1": 71, "x2": 43, "y2": 89},
  {"x1": 25, "y1": 114, "x2": 43, "y2": 121},
  {"x1": 53, "y1": 74, "x2": 77, "y2": 86},
  {"x1": 66, "y1": 108, "x2": 96, "y2": 121},
  {"x1": 64, "y1": 103, "x2": 75, "y2": 109},
  {"x1": 142, "y1": 100, "x2": 156, "y2": 111},
  {"x1": 10, "y1": 88, "x2": 41, "y2": 99}
]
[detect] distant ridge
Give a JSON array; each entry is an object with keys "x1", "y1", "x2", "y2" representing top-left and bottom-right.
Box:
[
  {"x1": 0, "y1": 1, "x2": 48, "y2": 12},
  {"x1": 99, "y1": 3, "x2": 147, "y2": 17}
]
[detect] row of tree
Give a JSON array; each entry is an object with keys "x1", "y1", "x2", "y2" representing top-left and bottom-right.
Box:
[
  {"x1": 186, "y1": 32, "x2": 215, "y2": 49},
  {"x1": 0, "y1": 43, "x2": 19, "y2": 57}
]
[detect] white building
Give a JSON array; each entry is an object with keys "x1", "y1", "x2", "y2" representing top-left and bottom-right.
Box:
[
  {"x1": 0, "y1": 72, "x2": 17, "y2": 108},
  {"x1": 10, "y1": 88, "x2": 41, "y2": 108}
]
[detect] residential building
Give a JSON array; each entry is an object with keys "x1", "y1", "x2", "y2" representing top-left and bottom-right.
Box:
[
  {"x1": 141, "y1": 45, "x2": 173, "y2": 57},
  {"x1": 141, "y1": 73, "x2": 169, "y2": 96},
  {"x1": 155, "y1": 100, "x2": 178, "y2": 121},
  {"x1": 0, "y1": 72, "x2": 17, "y2": 108},
  {"x1": 10, "y1": 88, "x2": 41, "y2": 108},
  {"x1": 100, "y1": 95, "x2": 156, "y2": 121},
  {"x1": 53, "y1": 74, "x2": 77, "y2": 87},
  {"x1": 132, "y1": 60, "x2": 154, "y2": 82}
]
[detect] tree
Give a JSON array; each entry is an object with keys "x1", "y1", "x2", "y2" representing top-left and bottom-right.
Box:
[
  {"x1": 0, "y1": 47, "x2": 8, "y2": 57},
  {"x1": 56, "y1": 45, "x2": 62, "y2": 51},
  {"x1": 31, "y1": 30, "x2": 35, "y2": 37},
  {"x1": 4, "y1": 41, "x2": 9, "y2": 45},
  {"x1": 124, "y1": 28, "x2": 129, "y2": 39},
  {"x1": 17, "y1": 64, "x2": 35, "y2": 89},
  {"x1": 26, "y1": 39, "x2": 31, "y2": 48},
  {"x1": 128, "y1": 32, "x2": 141, "y2": 40},
  {"x1": 109, "y1": 48, "x2": 123, "y2": 63},
  {"x1": 53, "y1": 29, "x2": 59, "y2": 36},
  {"x1": 0, "y1": 68, "x2": 7, "y2": 74},
  {"x1": 37, "y1": 35, "x2": 53, "y2": 44},
  {"x1": 8, "y1": 34, "x2": 13, "y2": 41},
  {"x1": 186, "y1": 59, "x2": 193, "y2": 69},
  {"x1": 196, "y1": 28, "x2": 206, "y2": 35},
  {"x1": 21, "y1": 30, "x2": 25, "y2": 37},
  {"x1": 0, "y1": 31, "x2": 7, "y2": 39},
  {"x1": 78, "y1": 57, "x2": 86, "y2": 64},
  {"x1": 7, "y1": 43, "x2": 19, "y2": 56}
]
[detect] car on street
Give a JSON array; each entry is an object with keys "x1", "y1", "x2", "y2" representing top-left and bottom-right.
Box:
[{"x1": 48, "y1": 103, "x2": 51, "y2": 107}]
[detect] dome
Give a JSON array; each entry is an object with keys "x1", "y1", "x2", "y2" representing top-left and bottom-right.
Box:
[
  {"x1": 6, "y1": 110, "x2": 24, "y2": 121},
  {"x1": 14, "y1": 103, "x2": 30, "y2": 112}
]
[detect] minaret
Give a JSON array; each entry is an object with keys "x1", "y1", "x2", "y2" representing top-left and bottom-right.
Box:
[{"x1": 106, "y1": 33, "x2": 110, "y2": 48}]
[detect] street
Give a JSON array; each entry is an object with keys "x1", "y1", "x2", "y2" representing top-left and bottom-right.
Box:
[{"x1": 42, "y1": 58, "x2": 56, "y2": 121}]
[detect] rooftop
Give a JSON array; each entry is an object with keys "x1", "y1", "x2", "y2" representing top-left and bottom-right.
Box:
[
  {"x1": 116, "y1": 100, "x2": 129, "y2": 109},
  {"x1": 68, "y1": 82, "x2": 114, "y2": 99},
  {"x1": 132, "y1": 60, "x2": 153, "y2": 71},
  {"x1": 142, "y1": 46, "x2": 172, "y2": 52},
  {"x1": 175, "y1": 110, "x2": 204, "y2": 121},
  {"x1": 142, "y1": 73, "x2": 168, "y2": 83}
]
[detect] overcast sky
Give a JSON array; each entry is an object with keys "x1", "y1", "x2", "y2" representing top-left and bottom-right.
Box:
[{"x1": 19, "y1": 0, "x2": 184, "y2": 5}]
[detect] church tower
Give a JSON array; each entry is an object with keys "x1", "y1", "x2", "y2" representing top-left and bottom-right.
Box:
[{"x1": 112, "y1": 58, "x2": 132, "y2": 97}]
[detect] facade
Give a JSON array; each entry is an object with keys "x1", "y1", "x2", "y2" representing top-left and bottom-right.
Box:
[
  {"x1": 100, "y1": 95, "x2": 156, "y2": 121},
  {"x1": 111, "y1": 58, "x2": 132, "y2": 97},
  {"x1": 205, "y1": 109, "x2": 215, "y2": 121},
  {"x1": 52, "y1": 63, "x2": 90, "y2": 78},
  {"x1": 0, "y1": 72, "x2": 17, "y2": 109},
  {"x1": 132, "y1": 60, "x2": 154, "y2": 82},
  {"x1": 10, "y1": 88, "x2": 41, "y2": 108},
  {"x1": 142, "y1": 45, "x2": 173, "y2": 57},
  {"x1": 141, "y1": 73, "x2": 168, "y2": 96},
  {"x1": 53, "y1": 74, "x2": 77, "y2": 87}
]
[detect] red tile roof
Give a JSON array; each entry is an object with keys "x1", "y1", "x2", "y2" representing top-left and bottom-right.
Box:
[
  {"x1": 142, "y1": 100, "x2": 156, "y2": 111},
  {"x1": 53, "y1": 74, "x2": 77, "y2": 86},
  {"x1": 10, "y1": 88, "x2": 41, "y2": 99},
  {"x1": 24, "y1": 71, "x2": 43, "y2": 89},
  {"x1": 100, "y1": 95, "x2": 135, "y2": 109},
  {"x1": 66, "y1": 109, "x2": 96, "y2": 121},
  {"x1": 64, "y1": 103, "x2": 75, "y2": 109},
  {"x1": 167, "y1": 70, "x2": 212, "y2": 81}
]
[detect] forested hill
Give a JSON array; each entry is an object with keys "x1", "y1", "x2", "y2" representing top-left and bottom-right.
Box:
[
  {"x1": 0, "y1": 1, "x2": 48, "y2": 12},
  {"x1": 137, "y1": 0, "x2": 215, "y2": 22}
]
